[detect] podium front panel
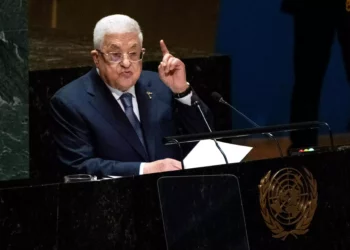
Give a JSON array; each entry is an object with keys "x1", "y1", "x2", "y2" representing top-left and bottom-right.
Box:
[{"x1": 157, "y1": 174, "x2": 250, "y2": 250}]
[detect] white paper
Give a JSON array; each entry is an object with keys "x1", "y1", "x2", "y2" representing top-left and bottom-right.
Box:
[
  {"x1": 183, "y1": 139, "x2": 252, "y2": 169},
  {"x1": 105, "y1": 176, "x2": 123, "y2": 179}
]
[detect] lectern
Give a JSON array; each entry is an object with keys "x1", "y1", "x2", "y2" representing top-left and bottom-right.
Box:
[{"x1": 0, "y1": 123, "x2": 349, "y2": 250}]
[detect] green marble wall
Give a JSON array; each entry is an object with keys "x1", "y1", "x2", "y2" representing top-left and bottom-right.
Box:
[{"x1": 0, "y1": 0, "x2": 29, "y2": 180}]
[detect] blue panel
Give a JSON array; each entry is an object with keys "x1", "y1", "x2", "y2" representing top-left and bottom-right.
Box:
[{"x1": 215, "y1": 0, "x2": 350, "y2": 133}]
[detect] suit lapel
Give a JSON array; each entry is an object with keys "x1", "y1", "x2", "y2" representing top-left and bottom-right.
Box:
[
  {"x1": 135, "y1": 74, "x2": 157, "y2": 161},
  {"x1": 85, "y1": 69, "x2": 149, "y2": 160}
]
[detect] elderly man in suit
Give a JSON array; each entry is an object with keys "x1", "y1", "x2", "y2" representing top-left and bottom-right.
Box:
[{"x1": 50, "y1": 14, "x2": 212, "y2": 177}]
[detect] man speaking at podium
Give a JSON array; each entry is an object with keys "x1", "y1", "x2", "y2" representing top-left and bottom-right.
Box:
[{"x1": 50, "y1": 14, "x2": 212, "y2": 177}]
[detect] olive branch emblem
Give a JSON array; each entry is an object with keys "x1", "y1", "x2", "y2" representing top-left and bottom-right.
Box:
[{"x1": 259, "y1": 168, "x2": 318, "y2": 240}]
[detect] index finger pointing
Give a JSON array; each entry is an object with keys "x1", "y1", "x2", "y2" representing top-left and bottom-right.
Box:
[{"x1": 160, "y1": 39, "x2": 169, "y2": 55}]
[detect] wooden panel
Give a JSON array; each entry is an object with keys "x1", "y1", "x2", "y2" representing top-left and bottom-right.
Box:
[
  {"x1": 28, "y1": 0, "x2": 53, "y2": 28},
  {"x1": 53, "y1": 0, "x2": 220, "y2": 52}
]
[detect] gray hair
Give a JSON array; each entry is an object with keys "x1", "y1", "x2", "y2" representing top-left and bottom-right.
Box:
[{"x1": 93, "y1": 14, "x2": 143, "y2": 49}]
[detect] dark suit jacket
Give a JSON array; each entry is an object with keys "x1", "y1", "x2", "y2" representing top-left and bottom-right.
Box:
[{"x1": 50, "y1": 68, "x2": 212, "y2": 177}]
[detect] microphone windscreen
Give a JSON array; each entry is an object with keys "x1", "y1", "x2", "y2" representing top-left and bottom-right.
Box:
[
  {"x1": 191, "y1": 94, "x2": 200, "y2": 104},
  {"x1": 211, "y1": 92, "x2": 222, "y2": 102}
]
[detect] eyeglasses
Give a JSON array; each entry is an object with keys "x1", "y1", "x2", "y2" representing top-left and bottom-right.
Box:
[{"x1": 96, "y1": 48, "x2": 145, "y2": 63}]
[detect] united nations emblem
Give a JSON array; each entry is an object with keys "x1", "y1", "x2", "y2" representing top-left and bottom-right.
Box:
[{"x1": 259, "y1": 168, "x2": 318, "y2": 240}]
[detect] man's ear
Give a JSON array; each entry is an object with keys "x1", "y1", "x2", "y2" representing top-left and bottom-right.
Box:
[{"x1": 91, "y1": 50, "x2": 99, "y2": 66}]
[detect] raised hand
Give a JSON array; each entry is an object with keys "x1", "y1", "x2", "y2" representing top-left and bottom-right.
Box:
[{"x1": 158, "y1": 40, "x2": 188, "y2": 93}]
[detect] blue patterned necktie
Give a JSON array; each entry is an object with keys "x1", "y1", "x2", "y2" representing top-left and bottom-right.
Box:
[{"x1": 120, "y1": 93, "x2": 146, "y2": 149}]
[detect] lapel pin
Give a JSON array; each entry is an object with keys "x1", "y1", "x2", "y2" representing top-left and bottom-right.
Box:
[{"x1": 146, "y1": 91, "x2": 153, "y2": 99}]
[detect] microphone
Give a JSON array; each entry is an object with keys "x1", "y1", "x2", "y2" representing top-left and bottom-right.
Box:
[
  {"x1": 192, "y1": 95, "x2": 229, "y2": 164},
  {"x1": 211, "y1": 92, "x2": 284, "y2": 157}
]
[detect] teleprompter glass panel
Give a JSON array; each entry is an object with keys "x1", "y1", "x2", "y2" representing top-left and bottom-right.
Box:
[{"x1": 158, "y1": 175, "x2": 250, "y2": 250}]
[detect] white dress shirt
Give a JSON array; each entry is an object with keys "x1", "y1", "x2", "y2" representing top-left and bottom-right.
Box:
[{"x1": 98, "y1": 69, "x2": 192, "y2": 175}]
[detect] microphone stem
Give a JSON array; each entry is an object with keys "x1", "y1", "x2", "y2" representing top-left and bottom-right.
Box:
[
  {"x1": 220, "y1": 99, "x2": 284, "y2": 158},
  {"x1": 195, "y1": 101, "x2": 229, "y2": 164},
  {"x1": 214, "y1": 140, "x2": 229, "y2": 164},
  {"x1": 198, "y1": 105, "x2": 213, "y2": 133}
]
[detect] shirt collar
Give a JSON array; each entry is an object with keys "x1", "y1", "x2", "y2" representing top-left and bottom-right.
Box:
[{"x1": 96, "y1": 68, "x2": 136, "y2": 100}]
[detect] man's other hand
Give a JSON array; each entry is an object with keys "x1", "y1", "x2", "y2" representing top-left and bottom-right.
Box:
[
  {"x1": 143, "y1": 158, "x2": 182, "y2": 174},
  {"x1": 158, "y1": 40, "x2": 188, "y2": 94}
]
